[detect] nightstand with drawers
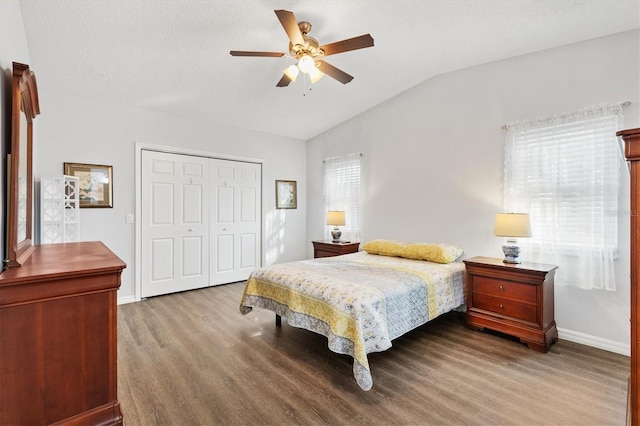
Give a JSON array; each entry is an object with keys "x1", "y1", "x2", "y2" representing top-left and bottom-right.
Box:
[
  {"x1": 464, "y1": 256, "x2": 558, "y2": 352},
  {"x1": 312, "y1": 240, "x2": 360, "y2": 258}
]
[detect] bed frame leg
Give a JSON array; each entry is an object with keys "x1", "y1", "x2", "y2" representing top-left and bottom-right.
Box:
[{"x1": 275, "y1": 314, "x2": 282, "y2": 327}]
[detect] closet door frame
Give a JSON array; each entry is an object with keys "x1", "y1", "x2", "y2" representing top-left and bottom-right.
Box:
[{"x1": 134, "y1": 143, "x2": 264, "y2": 302}]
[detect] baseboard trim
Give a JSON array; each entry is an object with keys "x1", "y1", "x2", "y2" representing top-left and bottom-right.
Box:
[
  {"x1": 117, "y1": 295, "x2": 137, "y2": 305},
  {"x1": 558, "y1": 327, "x2": 630, "y2": 356}
]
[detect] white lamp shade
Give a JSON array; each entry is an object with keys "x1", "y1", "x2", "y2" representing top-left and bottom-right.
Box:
[
  {"x1": 309, "y1": 66, "x2": 324, "y2": 83},
  {"x1": 494, "y1": 213, "x2": 532, "y2": 237},
  {"x1": 326, "y1": 210, "x2": 346, "y2": 226},
  {"x1": 298, "y1": 54, "x2": 316, "y2": 73},
  {"x1": 284, "y1": 64, "x2": 299, "y2": 82}
]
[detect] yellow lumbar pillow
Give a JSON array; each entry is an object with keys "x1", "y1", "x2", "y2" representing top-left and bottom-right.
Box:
[
  {"x1": 362, "y1": 239, "x2": 463, "y2": 263},
  {"x1": 361, "y1": 239, "x2": 406, "y2": 257},
  {"x1": 401, "y1": 242, "x2": 464, "y2": 264}
]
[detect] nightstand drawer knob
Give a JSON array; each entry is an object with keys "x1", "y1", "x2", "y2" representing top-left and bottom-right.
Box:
[
  {"x1": 499, "y1": 285, "x2": 505, "y2": 291},
  {"x1": 499, "y1": 304, "x2": 505, "y2": 310}
]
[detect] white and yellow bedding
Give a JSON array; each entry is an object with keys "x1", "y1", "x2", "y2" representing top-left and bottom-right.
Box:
[{"x1": 239, "y1": 251, "x2": 465, "y2": 390}]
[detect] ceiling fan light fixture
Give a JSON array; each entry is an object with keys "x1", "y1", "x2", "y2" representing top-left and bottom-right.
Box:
[
  {"x1": 230, "y1": 10, "x2": 374, "y2": 87},
  {"x1": 297, "y1": 54, "x2": 316, "y2": 73},
  {"x1": 284, "y1": 64, "x2": 299, "y2": 82}
]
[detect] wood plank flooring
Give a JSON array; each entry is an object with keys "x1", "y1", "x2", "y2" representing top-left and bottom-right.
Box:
[{"x1": 118, "y1": 282, "x2": 629, "y2": 425}]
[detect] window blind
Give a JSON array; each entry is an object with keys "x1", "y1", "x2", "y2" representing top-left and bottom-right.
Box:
[{"x1": 324, "y1": 153, "x2": 361, "y2": 242}]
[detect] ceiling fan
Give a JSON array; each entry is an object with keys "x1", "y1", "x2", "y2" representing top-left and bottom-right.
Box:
[{"x1": 230, "y1": 9, "x2": 374, "y2": 87}]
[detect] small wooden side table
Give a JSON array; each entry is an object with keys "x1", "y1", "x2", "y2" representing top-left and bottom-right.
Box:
[
  {"x1": 312, "y1": 240, "x2": 360, "y2": 258},
  {"x1": 464, "y1": 256, "x2": 558, "y2": 352}
]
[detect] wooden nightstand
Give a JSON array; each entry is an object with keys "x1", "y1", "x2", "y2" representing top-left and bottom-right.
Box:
[
  {"x1": 464, "y1": 256, "x2": 558, "y2": 352},
  {"x1": 312, "y1": 240, "x2": 360, "y2": 258}
]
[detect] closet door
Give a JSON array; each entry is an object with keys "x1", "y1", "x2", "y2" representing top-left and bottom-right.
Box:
[
  {"x1": 210, "y1": 159, "x2": 261, "y2": 285},
  {"x1": 141, "y1": 151, "x2": 210, "y2": 297}
]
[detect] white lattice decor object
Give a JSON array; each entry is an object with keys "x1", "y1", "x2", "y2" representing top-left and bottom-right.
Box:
[{"x1": 40, "y1": 175, "x2": 80, "y2": 243}]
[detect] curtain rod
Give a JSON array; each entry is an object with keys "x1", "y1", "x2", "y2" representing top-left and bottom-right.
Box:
[{"x1": 501, "y1": 101, "x2": 631, "y2": 130}]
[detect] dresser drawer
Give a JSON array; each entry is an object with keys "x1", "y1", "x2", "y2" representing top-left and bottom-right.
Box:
[
  {"x1": 473, "y1": 276, "x2": 537, "y2": 303},
  {"x1": 472, "y1": 292, "x2": 537, "y2": 323}
]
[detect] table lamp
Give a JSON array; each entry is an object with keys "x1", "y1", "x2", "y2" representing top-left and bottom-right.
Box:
[
  {"x1": 494, "y1": 213, "x2": 532, "y2": 264},
  {"x1": 326, "y1": 210, "x2": 346, "y2": 242}
]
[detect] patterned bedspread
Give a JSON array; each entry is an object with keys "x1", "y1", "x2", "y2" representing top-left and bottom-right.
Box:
[{"x1": 239, "y1": 251, "x2": 466, "y2": 390}]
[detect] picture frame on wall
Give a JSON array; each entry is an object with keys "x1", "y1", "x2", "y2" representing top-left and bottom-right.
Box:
[
  {"x1": 276, "y1": 180, "x2": 297, "y2": 209},
  {"x1": 63, "y1": 162, "x2": 113, "y2": 208}
]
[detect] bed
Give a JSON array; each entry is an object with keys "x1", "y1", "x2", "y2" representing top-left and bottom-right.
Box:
[{"x1": 239, "y1": 240, "x2": 466, "y2": 390}]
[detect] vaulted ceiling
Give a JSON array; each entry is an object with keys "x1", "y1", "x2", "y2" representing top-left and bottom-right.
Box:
[{"x1": 19, "y1": 0, "x2": 640, "y2": 140}]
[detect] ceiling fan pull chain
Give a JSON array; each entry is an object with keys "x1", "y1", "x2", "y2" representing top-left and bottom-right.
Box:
[{"x1": 302, "y1": 73, "x2": 312, "y2": 97}]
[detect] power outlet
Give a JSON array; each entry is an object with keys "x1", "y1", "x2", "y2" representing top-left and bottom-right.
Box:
[{"x1": 125, "y1": 213, "x2": 134, "y2": 224}]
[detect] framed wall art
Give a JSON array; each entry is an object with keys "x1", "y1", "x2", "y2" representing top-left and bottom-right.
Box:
[
  {"x1": 276, "y1": 180, "x2": 297, "y2": 209},
  {"x1": 63, "y1": 162, "x2": 113, "y2": 208}
]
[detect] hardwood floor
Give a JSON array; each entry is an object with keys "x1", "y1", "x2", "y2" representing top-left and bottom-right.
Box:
[{"x1": 118, "y1": 282, "x2": 629, "y2": 425}]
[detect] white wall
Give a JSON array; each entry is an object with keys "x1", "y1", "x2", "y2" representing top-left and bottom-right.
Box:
[
  {"x1": 307, "y1": 30, "x2": 640, "y2": 355},
  {"x1": 33, "y1": 90, "x2": 307, "y2": 301}
]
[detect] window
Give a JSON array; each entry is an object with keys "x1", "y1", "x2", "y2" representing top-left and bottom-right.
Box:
[
  {"x1": 324, "y1": 153, "x2": 361, "y2": 242},
  {"x1": 503, "y1": 104, "x2": 624, "y2": 290}
]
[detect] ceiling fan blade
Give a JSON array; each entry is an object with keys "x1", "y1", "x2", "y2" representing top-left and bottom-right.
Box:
[
  {"x1": 274, "y1": 9, "x2": 304, "y2": 47},
  {"x1": 276, "y1": 73, "x2": 292, "y2": 87},
  {"x1": 316, "y1": 60, "x2": 354, "y2": 84},
  {"x1": 320, "y1": 34, "x2": 374, "y2": 56},
  {"x1": 230, "y1": 51, "x2": 285, "y2": 57}
]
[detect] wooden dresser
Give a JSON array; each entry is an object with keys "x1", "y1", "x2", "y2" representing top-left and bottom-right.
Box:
[
  {"x1": 312, "y1": 240, "x2": 360, "y2": 258},
  {"x1": 617, "y1": 128, "x2": 640, "y2": 426},
  {"x1": 464, "y1": 256, "x2": 558, "y2": 352},
  {"x1": 0, "y1": 241, "x2": 126, "y2": 425}
]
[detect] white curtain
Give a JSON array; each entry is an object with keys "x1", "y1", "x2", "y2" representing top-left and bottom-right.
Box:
[
  {"x1": 503, "y1": 103, "x2": 625, "y2": 290},
  {"x1": 324, "y1": 153, "x2": 362, "y2": 242}
]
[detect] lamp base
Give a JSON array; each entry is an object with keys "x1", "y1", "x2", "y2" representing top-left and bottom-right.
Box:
[
  {"x1": 502, "y1": 239, "x2": 521, "y2": 264},
  {"x1": 331, "y1": 227, "x2": 342, "y2": 243}
]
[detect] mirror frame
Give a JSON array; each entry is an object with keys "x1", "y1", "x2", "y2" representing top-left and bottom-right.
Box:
[{"x1": 6, "y1": 62, "x2": 39, "y2": 268}]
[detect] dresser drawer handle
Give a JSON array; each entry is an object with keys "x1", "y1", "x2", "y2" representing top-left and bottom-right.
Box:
[
  {"x1": 499, "y1": 304, "x2": 505, "y2": 309},
  {"x1": 499, "y1": 285, "x2": 505, "y2": 291}
]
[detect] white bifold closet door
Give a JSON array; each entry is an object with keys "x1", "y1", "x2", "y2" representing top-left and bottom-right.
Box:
[
  {"x1": 210, "y1": 158, "x2": 261, "y2": 285},
  {"x1": 141, "y1": 151, "x2": 210, "y2": 298},
  {"x1": 141, "y1": 151, "x2": 261, "y2": 298}
]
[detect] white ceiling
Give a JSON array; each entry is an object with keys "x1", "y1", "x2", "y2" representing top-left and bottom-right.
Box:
[{"x1": 19, "y1": 0, "x2": 640, "y2": 141}]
